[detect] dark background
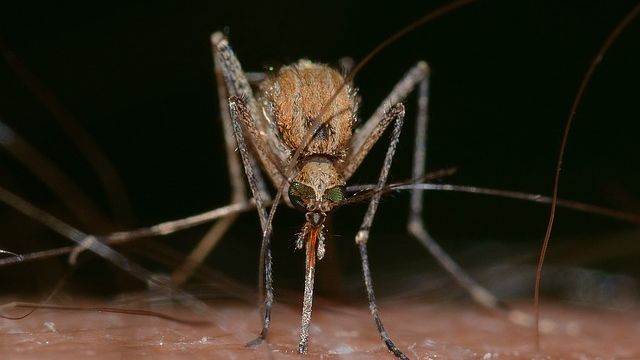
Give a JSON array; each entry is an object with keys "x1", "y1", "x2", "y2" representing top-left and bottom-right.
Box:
[{"x1": 0, "y1": 0, "x2": 638, "y2": 301}]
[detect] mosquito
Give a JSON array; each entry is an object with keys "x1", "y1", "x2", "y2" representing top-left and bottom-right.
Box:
[
  {"x1": 211, "y1": 30, "x2": 435, "y2": 360},
  {"x1": 209, "y1": 0, "x2": 520, "y2": 357},
  {"x1": 208, "y1": 1, "x2": 640, "y2": 356},
  {"x1": 1, "y1": 1, "x2": 639, "y2": 359}
]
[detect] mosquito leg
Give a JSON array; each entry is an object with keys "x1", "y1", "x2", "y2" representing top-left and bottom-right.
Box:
[
  {"x1": 170, "y1": 33, "x2": 255, "y2": 285},
  {"x1": 212, "y1": 32, "x2": 287, "y2": 187},
  {"x1": 227, "y1": 96, "x2": 275, "y2": 347},
  {"x1": 0, "y1": 185, "x2": 211, "y2": 314},
  {"x1": 212, "y1": 34, "x2": 252, "y2": 207},
  {"x1": 170, "y1": 216, "x2": 237, "y2": 285},
  {"x1": 71, "y1": 34, "x2": 275, "y2": 278},
  {"x1": 0, "y1": 199, "x2": 263, "y2": 267},
  {"x1": 406, "y1": 72, "x2": 571, "y2": 333},
  {"x1": 405, "y1": 73, "x2": 508, "y2": 311},
  {"x1": 358, "y1": 243, "x2": 408, "y2": 360},
  {"x1": 354, "y1": 104, "x2": 408, "y2": 360},
  {"x1": 171, "y1": 34, "x2": 279, "y2": 284}
]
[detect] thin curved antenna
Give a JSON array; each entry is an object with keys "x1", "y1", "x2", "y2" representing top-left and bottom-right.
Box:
[
  {"x1": 534, "y1": 2, "x2": 640, "y2": 350},
  {"x1": 382, "y1": 184, "x2": 640, "y2": 224},
  {"x1": 342, "y1": 167, "x2": 458, "y2": 205}
]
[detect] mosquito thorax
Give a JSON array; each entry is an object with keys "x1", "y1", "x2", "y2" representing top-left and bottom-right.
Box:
[{"x1": 258, "y1": 59, "x2": 358, "y2": 159}]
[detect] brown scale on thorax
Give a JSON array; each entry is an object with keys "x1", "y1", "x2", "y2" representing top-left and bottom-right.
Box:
[
  {"x1": 259, "y1": 60, "x2": 357, "y2": 159},
  {"x1": 258, "y1": 60, "x2": 357, "y2": 212}
]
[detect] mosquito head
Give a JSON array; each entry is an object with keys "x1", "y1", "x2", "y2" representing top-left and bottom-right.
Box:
[{"x1": 288, "y1": 157, "x2": 346, "y2": 222}]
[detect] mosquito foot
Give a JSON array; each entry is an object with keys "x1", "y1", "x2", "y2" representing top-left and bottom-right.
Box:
[{"x1": 245, "y1": 335, "x2": 265, "y2": 348}]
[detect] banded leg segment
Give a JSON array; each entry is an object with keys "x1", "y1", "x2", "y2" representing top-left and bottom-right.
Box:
[
  {"x1": 353, "y1": 104, "x2": 409, "y2": 360},
  {"x1": 406, "y1": 75, "x2": 574, "y2": 332},
  {"x1": 228, "y1": 97, "x2": 275, "y2": 345},
  {"x1": 171, "y1": 33, "x2": 251, "y2": 285},
  {"x1": 212, "y1": 32, "x2": 287, "y2": 188},
  {"x1": 407, "y1": 75, "x2": 509, "y2": 312},
  {"x1": 212, "y1": 32, "x2": 288, "y2": 346}
]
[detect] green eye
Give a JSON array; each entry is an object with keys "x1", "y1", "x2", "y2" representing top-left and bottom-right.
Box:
[
  {"x1": 324, "y1": 186, "x2": 345, "y2": 204},
  {"x1": 289, "y1": 182, "x2": 314, "y2": 211}
]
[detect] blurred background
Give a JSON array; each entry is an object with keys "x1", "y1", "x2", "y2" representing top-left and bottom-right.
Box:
[{"x1": 0, "y1": 0, "x2": 638, "y2": 310}]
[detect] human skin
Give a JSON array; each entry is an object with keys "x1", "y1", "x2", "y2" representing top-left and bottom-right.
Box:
[{"x1": 1, "y1": 295, "x2": 638, "y2": 360}]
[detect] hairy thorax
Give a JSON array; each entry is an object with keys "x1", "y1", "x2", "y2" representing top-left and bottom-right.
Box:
[{"x1": 258, "y1": 60, "x2": 357, "y2": 160}]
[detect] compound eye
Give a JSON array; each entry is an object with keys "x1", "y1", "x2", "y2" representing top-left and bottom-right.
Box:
[
  {"x1": 323, "y1": 185, "x2": 345, "y2": 204},
  {"x1": 289, "y1": 192, "x2": 305, "y2": 211},
  {"x1": 288, "y1": 182, "x2": 314, "y2": 211}
]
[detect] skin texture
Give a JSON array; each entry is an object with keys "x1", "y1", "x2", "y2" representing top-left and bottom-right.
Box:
[{"x1": 1, "y1": 296, "x2": 639, "y2": 359}]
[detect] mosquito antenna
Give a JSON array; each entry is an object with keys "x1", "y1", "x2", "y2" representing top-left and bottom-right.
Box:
[
  {"x1": 363, "y1": 183, "x2": 640, "y2": 224},
  {"x1": 343, "y1": 167, "x2": 458, "y2": 205},
  {"x1": 344, "y1": 173, "x2": 640, "y2": 224},
  {"x1": 534, "y1": 2, "x2": 640, "y2": 350}
]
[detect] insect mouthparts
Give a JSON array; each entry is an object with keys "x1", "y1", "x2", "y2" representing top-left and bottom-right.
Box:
[{"x1": 305, "y1": 211, "x2": 325, "y2": 226}]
